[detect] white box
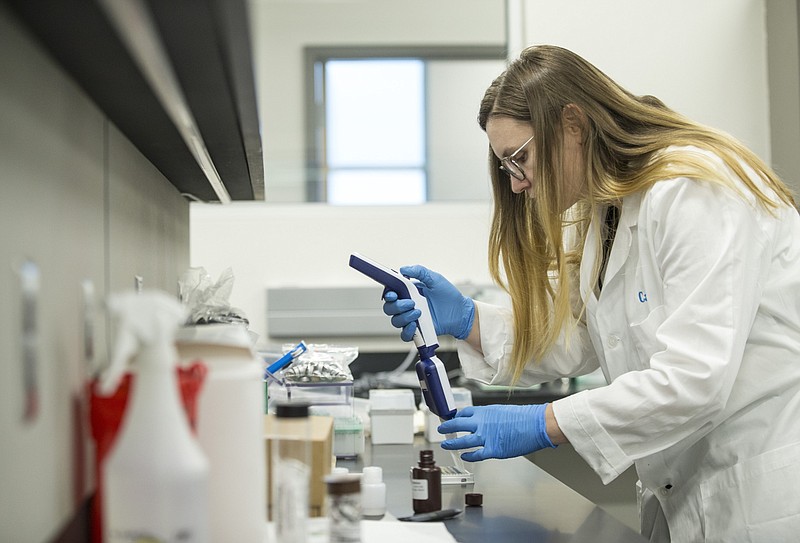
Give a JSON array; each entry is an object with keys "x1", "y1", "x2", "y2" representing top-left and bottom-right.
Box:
[{"x1": 369, "y1": 389, "x2": 416, "y2": 445}]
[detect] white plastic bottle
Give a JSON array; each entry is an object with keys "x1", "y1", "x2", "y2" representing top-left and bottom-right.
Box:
[
  {"x1": 99, "y1": 291, "x2": 209, "y2": 543},
  {"x1": 176, "y1": 323, "x2": 266, "y2": 542},
  {"x1": 360, "y1": 466, "x2": 386, "y2": 518}
]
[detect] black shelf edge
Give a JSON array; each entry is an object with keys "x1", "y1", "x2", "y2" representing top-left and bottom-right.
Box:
[{"x1": 5, "y1": 0, "x2": 264, "y2": 202}]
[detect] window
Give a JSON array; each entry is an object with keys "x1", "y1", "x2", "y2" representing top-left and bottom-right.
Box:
[
  {"x1": 306, "y1": 47, "x2": 506, "y2": 205},
  {"x1": 325, "y1": 59, "x2": 426, "y2": 205}
]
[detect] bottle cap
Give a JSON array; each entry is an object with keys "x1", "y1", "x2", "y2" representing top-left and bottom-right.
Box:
[
  {"x1": 465, "y1": 492, "x2": 483, "y2": 507},
  {"x1": 325, "y1": 474, "x2": 361, "y2": 495},
  {"x1": 362, "y1": 466, "x2": 383, "y2": 484},
  {"x1": 275, "y1": 402, "x2": 310, "y2": 418},
  {"x1": 418, "y1": 449, "x2": 436, "y2": 466}
]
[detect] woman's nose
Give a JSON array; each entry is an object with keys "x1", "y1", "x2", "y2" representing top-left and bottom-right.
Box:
[{"x1": 510, "y1": 175, "x2": 529, "y2": 194}]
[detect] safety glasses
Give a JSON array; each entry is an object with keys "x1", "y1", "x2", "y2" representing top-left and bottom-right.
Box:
[{"x1": 499, "y1": 135, "x2": 533, "y2": 181}]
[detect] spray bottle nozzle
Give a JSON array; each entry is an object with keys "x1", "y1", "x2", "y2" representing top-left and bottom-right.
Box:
[{"x1": 97, "y1": 290, "x2": 188, "y2": 396}]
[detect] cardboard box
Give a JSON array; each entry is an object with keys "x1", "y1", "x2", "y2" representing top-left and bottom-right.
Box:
[{"x1": 264, "y1": 414, "x2": 334, "y2": 518}]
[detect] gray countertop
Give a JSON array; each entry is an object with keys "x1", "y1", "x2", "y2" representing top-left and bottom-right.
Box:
[{"x1": 337, "y1": 438, "x2": 647, "y2": 543}]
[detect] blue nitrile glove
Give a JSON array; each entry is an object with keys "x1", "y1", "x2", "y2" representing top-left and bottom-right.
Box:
[
  {"x1": 381, "y1": 265, "x2": 475, "y2": 341},
  {"x1": 437, "y1": 404, "x2": 556, "y2": 461}
]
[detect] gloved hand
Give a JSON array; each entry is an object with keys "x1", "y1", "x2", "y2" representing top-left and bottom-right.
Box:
[
  {"x1": 437, "y1": 404, "x2": 556, "y2": 461},
  {"x1": 382, "y1": 265, "x2": 475, "y2": 341}
]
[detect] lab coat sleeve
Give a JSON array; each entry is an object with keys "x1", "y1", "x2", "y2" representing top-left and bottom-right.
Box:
[
  {"x1": 457, "y1": 300, "x2": 598, "y2": 386},
  {"x1": 553, "y1": 176, "x2": 771, "y2": 484}
]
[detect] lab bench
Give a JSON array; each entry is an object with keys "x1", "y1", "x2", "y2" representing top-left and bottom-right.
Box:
[{"x1": 337, "y1": 438, "x2": 647, "y2": 543}]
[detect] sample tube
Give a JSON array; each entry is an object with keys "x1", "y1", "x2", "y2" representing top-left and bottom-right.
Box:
[
  {"x1": 271, "y1": 402, "x2": 311, "y2": 543},
  {"x1": 326, "y1": 474, "x2": 362, "y2": 543}
]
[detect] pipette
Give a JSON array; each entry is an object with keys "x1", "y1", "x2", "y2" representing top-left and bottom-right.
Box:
[{"x1": 348, "y1": 253, "x2": 457, "y2": 420}]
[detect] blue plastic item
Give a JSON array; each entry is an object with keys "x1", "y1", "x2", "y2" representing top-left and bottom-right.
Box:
[{"x1": 266, "y1": 341, "x2": 307, "y2": 376}]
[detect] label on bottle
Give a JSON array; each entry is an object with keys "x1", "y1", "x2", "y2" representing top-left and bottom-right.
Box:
[{"x1": 411, "y1": 478, "x2": 429, "y2": 500}]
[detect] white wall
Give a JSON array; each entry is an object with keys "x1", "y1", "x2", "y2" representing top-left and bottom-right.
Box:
[
  {"x1": 510, "y1": 0, "x2": 771, "y2": 163},
  {"x1": 427, "y1": 58, "x2": 507, "y2": 201},
  {"x1": 190, "y1": 202, "x2": 494, "y2": 351},
  {"x1": 766, "y1": 0, "x2": 800, "y2": 192}
]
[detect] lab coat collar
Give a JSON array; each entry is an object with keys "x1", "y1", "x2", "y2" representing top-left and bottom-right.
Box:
[{"x1": 580, "y1": 193, "x2": 641, "y2": 303}]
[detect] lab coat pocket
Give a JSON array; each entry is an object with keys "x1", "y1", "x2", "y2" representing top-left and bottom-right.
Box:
[
  {"x1": 700, "y1": 442, "x2": 800, "y2": 542},
  {"x1": 627, "y1": 305, "x2": 666, "y2": 370}
]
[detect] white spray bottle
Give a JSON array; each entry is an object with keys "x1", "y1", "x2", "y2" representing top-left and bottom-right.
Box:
[{"x1": 99, "y1": 290, "x2": 209, "y2": 543}]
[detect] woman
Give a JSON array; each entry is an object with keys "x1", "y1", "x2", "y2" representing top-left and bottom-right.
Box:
[{"x1": 382, "y1": 45, "x2": 800, "y2": 542}]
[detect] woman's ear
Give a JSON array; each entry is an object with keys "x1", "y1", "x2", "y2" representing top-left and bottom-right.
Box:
[{"x1": 561, "y1": 103, "x2": 587, "y2": 138}]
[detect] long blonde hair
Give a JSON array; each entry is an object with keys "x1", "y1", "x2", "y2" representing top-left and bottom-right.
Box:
[{"x1": 478, "y1": 45, "x2": 795, "y2": 384}]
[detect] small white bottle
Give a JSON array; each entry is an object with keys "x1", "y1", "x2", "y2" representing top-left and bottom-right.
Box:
[
  {"x1": 360, "y1": 466, "x2": 387, "y2": 518},
  {"x1": 99, "y1": 291, "x2": 209, "y2": 543}
]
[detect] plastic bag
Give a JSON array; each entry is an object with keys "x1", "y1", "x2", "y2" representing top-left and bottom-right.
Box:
[
  {"x1": 281, "y1": 344, "x2": 358, "y2": 383},
  {"x1": 179, "y1": 267, "x2": 249, "y2": 325}
]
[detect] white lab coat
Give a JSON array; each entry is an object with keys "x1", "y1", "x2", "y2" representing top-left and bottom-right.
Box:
[{"x1": 457, "y1": 148, "x2": 800, "y2": 542}]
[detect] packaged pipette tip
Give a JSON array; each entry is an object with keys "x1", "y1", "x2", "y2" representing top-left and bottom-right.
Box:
[{"x1": 99, "y1": 290, "x2": 210, "y2": 543}]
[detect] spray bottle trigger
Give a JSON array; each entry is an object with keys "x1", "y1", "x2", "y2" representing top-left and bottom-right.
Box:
[{"x1": 98, "y1": 329, "x2": 137, "y2": 396}]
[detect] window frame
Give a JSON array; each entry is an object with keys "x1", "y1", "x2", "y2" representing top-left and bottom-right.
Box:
[{"x1": 304, "y1": 45, "x2": 506, "y2": 203}]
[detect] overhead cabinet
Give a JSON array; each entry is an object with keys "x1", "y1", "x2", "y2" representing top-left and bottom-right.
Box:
[{"x1": 6, "y1": 0, "x2": 263, "y2": 202}]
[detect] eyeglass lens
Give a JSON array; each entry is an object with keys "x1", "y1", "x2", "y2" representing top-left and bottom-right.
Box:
[
  {"x1": 500, "y1": 136, "x2": 532, "y2": 181},
  {"x1": 501, "y1": 159, "x2": 525, "y2": 180}
]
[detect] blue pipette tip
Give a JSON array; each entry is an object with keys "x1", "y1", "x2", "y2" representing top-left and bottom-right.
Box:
[{"x1": 265, "y1": 340, "x2": 307, "y2": 376}]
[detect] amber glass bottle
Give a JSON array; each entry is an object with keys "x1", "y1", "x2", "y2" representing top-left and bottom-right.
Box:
[{"x1": 411, "y1": 449, "x2": 442, "y2": 513}]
